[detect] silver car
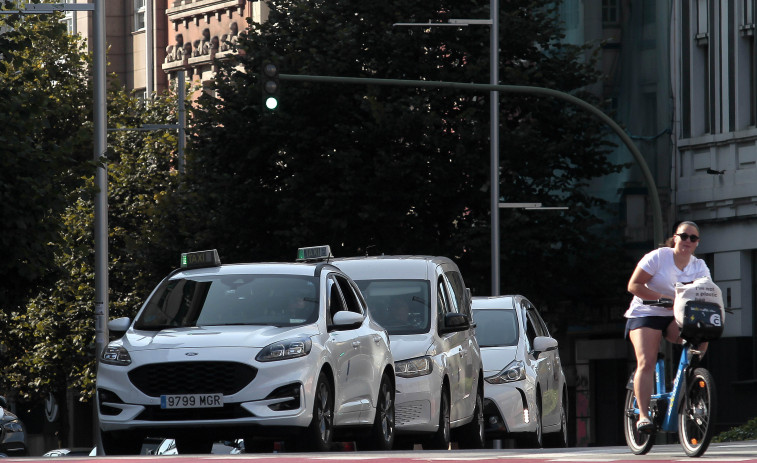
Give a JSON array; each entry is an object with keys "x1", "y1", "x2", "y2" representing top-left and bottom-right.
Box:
[
  {"x1": 0, "y1": 396, "x2": 26, "y2": 457},
  {"x1": 471, "y1": 295, "x2": 568, "y2": 448},
  {"x1": 97, "y1": 247, "x2": 395, "y2": 454},
  {"x1": 334, "y1": 255, "x2": 484, "y2": 450}
]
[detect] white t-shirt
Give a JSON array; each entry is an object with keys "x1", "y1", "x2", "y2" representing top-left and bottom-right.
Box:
[{"x1": 625, "y1": 246, "x2": 711, "y2": 318}]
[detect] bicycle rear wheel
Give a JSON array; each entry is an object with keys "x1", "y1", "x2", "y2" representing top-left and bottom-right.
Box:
[
  {"x1": 678, "y1": 367, "x2": 716, "y2": 457},
  {"x1": 623, "y1": 388, "x2": 654, "y2": 455}
]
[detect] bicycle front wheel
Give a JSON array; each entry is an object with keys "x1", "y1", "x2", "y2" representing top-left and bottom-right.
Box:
[
  {"x1": 678, "y1": 367, "x2": 716, "y2": 457},
  {"x1": 623, "y1": 388, "x2": 654, "y2": 455}
]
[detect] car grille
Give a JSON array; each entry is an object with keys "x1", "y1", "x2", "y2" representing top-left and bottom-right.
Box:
[
  {"x1": 136, "y1": 403, "x2": 254, "y2": 421},
  {"x1": 128, "y1": 361, "x2": 257, "y2": 396},
  {"x1": 396, "y1": 402, "x2": 427, "y2": 426}
]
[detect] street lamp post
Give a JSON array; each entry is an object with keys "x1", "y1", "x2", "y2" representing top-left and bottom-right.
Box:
[{"x1": 393, "y1": 1, "x2": 500, "y2": 295}]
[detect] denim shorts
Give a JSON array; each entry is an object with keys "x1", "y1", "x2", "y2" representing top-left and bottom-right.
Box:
[{"x1": 624, "y1": 316, "x2": 675, "y2": 340}]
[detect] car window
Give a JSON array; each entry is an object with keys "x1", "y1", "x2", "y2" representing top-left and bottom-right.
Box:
[
  {"x1": 134, "y1": 274, "x2": 319, "y2": 329},
  {"x1": 355, "y1": 279, "x2": 431, "y2": 335},
  {"x1": 471, "y1": 309, "x2": 519, "y2": 347},
  {"x1": 327, "y1": 276, "x2": 346, "y2": 323},
  {"x1": 525, "y1": 303, "x2": 549, "y2": 338},
  {"x1": 521, "y1": 300, "x2": 538, "y2": 350},
  {"x1": 437, "y1": 278, "x2": 450, "y2": 323},
  {"x1": 335, "y1": 274, "x2": 364, "y2": 315},
  {"x1": 445, "y1": 271, "x2": 468, "y2": 316}
]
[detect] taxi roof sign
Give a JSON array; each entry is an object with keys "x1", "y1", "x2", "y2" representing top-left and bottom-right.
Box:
[
  {"x1": 181, "y1": 249, "x2": 221, "y2": 269},
  {"x1": 297, "y1": 245, "x2": 333, "y2": 262}
]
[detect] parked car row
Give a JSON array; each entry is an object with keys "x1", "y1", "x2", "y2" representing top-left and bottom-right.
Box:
[{"x1": 93, "y1": 246, "x2": 567, "y2": 454}]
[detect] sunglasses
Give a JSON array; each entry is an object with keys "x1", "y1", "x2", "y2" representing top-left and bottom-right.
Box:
[{"x1": 676, "y1": 232, "x2": 699, "y2": 243}]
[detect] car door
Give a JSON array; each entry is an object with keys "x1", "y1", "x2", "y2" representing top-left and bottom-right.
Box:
[
  {"x1": 437, "y1": 273, "x2": 466, "y2": 423},
  {"x1": 334, "y1": 274, "x2": 377, "y2": 423},
  {"x1": 326, "y1": 273, "x2": 363, "y2": 424},
  {"x1": 521, "y1": 299, "x2": 552, "y2": 423},
  {"x1": 442, "y1": 270, "x2": 477, "y2": 419},
  {"x1": 526, "y1": 301, "x2": 560, "y2": 427}
]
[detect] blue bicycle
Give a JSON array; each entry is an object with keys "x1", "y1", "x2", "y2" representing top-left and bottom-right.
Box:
[{"x1": 623, "y1": 298, "x2": 725, "y2": 457}]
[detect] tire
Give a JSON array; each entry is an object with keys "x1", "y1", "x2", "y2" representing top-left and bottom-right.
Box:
[
  {"x1": 357, "y1": 373, "x2": 395, "y2": 451},
  {"x1": 175, "y1": 436, "x2": 214, "y2": 454},
  {"x1": 623, "y1": 387, "x2": 654, "y2": 455},
  {"x1": 424, "y1": 386, "x2": 451, "y2": 450},
  {"x1": 530, "y1": 393, "x2": 544, "y2": 448},
  {"x1": 457, "y1": 386, "x2": 485, "y2": 449},
  {"x1": 302, "y1": 371, "x2": 334, "y2": 452},
  {"x1": 678, "y1": 367, "x2": 716, "y2": 457},
  {"x1": 100, "y1": 430, "x2": 143, "y2": 455},
  {"x1": 545, "y1": 390, "x2": 568, "y2": 448}
]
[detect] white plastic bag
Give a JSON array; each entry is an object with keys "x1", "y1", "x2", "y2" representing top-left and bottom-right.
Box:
[{"x1": 673, "y1": 277, "x2": 725, "y2": 337}]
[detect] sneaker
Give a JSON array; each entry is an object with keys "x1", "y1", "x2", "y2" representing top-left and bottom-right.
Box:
[{"x1": 636, "y1": 417, "x2": 655, "y2": 433}]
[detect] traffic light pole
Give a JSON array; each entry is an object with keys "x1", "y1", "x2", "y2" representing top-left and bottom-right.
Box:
[{"x1": 278, "y1": 73, "x2": 665, "y2": 251}]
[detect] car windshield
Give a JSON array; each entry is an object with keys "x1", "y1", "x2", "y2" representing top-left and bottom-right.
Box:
[
  {"x1": 472, "y1": 309, "x2": 519, "y2": 347},
  {"x1": 355, "y1": 279, "x2": 430, "y2": 335},
  {"x1": 134, "y1": 274, "x2": 319, "y2": 329}
]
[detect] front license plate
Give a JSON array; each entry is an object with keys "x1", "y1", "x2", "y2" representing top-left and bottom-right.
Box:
[{"x1": 160, "y1": 393, "x2": 224, "y2": 409}]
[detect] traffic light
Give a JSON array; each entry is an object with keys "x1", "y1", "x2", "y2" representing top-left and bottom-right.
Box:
[{"x1": 261, "y1": 61, "x2": 280, "y2": 111}]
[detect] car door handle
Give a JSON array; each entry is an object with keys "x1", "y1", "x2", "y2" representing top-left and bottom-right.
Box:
[
  {"x1": 373, "y1": 335, "x2": 381, "y2": 344},
  {"x1": 352, "y1": 341, "x2": 360, "y2": 348}
]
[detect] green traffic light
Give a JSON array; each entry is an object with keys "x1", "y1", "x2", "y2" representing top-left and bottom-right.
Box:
[{"x1": 265, "y1": 96, "x2": 278, "y2": 110}]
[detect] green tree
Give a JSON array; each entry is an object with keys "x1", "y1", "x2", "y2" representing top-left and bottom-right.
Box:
[
  {"x1": 0, "y1": 4, "x2": 92, "y2": 392},
  {"x1": 3, "y1": 85, "x2": 180, "y2": 444},
  {"x1": 186, "y1": 0, "x2": 628, "y2": 315}
]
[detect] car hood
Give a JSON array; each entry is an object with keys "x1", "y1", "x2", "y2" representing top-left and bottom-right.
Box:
[
  {"x1": 388, "y1": 333, "x2": 434, "y2": 362},
  {"x1": 120, "y1": 325, "x2": 320, "y2": 351},
  {"x1": 480, "y1": 346, "x2": 519, "y2": 373}
]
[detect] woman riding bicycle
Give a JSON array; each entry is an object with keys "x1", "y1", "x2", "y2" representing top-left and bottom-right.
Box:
[{"x1": 624, "y1": 221, "x2": 710, "y2": 434}]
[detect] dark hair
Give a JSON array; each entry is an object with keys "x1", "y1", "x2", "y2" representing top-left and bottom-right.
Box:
[{"x1": 663, "y1": 220, "x2": 700, "y2": 247}]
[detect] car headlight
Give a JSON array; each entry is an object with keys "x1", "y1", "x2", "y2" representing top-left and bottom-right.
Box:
[
  {"x1": 256, "y1": 337, "x2": 312, "y2": 362},
  {"x1": 101, "y1": 344, "x2": 132, "y2": 366},
  {"x1": 395, "y1": 356, "x2": 432, "y2": 378},
  {"x1": 2, "y1": 419, "x2": 23, "y2": 433},
  {"x1": 485, "y1": 360, "x2": 526, "y2": 384}
]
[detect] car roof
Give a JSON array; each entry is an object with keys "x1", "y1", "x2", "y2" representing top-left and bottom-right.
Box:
[
  {"x1": 332, "y1": 255, "x2": 452, "y2": 280},
  {"x1": 471, "y1": 295, "x2": 521, "y2": 309},
  {"x1": 171, "y1": 262, "x2": 338, "y2": 279}
]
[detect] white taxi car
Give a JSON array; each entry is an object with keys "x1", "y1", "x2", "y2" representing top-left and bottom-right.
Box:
[
  {"x1": 334, "y1": 256, "x2": 484, "y2": 450},
  {"x1": 96, "y1": 247, "x2": 395, "y2": 454},
  {"x1": 471, "y1": 295, "x2": 568, "y2": 448}
]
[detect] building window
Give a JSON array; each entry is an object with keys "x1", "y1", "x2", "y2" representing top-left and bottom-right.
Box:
[
  {"x1": 134, "y1": 0, "x2": 146, "y2": 31},
  {"x1": 62, "y1": 0, "x2": 75, "y2": 34},
  {"x1": 602, "y1": 0, "x2": 619, "y2": 25}
]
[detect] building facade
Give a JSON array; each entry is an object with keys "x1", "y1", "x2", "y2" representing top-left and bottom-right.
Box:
[{"x1": 559, "y1": 0, "x2": 757, "y2": 447}]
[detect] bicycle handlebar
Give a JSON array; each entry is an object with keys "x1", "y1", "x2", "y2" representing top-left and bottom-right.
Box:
[{"x1": 641, "y1": 298, "x2": 674, "y2": 307}]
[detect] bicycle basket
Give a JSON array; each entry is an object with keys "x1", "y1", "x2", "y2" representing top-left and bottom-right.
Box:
[{"x1": 679, "y1": 300, "x2": 724, "y2": 343}]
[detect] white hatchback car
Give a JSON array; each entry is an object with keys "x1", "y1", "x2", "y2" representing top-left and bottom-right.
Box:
[
  {"x1": 334, "y1": 256, "x2": 484, "y2": 450},
  {"x1": 471, "y1": 295, "x2": 568, "y2": 448},
  {"x1": 96, "y1": 247, "x2": 395, "y2": 454}
]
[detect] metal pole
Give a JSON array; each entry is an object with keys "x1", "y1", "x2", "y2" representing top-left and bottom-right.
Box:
[
  {"x1": 490, "y1": 0, "x2": 500, "y2": 295},
  {"x1": 93, "y1": 0, "x2": 108, "y2": 454},
  {"x1": 145, "y1": 0, "x2": 154, "y2": 96},
  {"x1": 178, "y1": 70, "x2": 186, "y2": 174}
]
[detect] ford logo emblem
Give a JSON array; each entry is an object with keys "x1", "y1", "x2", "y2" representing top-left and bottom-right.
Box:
[{"x1": 185, "y1": 352, "x2": 198, "y2": 356}]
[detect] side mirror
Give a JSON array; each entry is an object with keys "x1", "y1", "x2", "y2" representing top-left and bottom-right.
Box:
[
  {"x1": 439, "y1": 312, "x2": 470, "y2": 334},
  {"x1": 332, "y1": 311, "x2": 364, "y2": 330},
  {"x1": 108, "y1": 317, "x2": 131, "y2": 335},
  {"x1": 533, "y1": 336, "x2": 558, "y2": 354}
]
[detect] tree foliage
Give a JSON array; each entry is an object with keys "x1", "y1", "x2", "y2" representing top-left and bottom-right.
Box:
[{"x1": 187, "y1": 0, "x2": 629, "y2": 322}]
